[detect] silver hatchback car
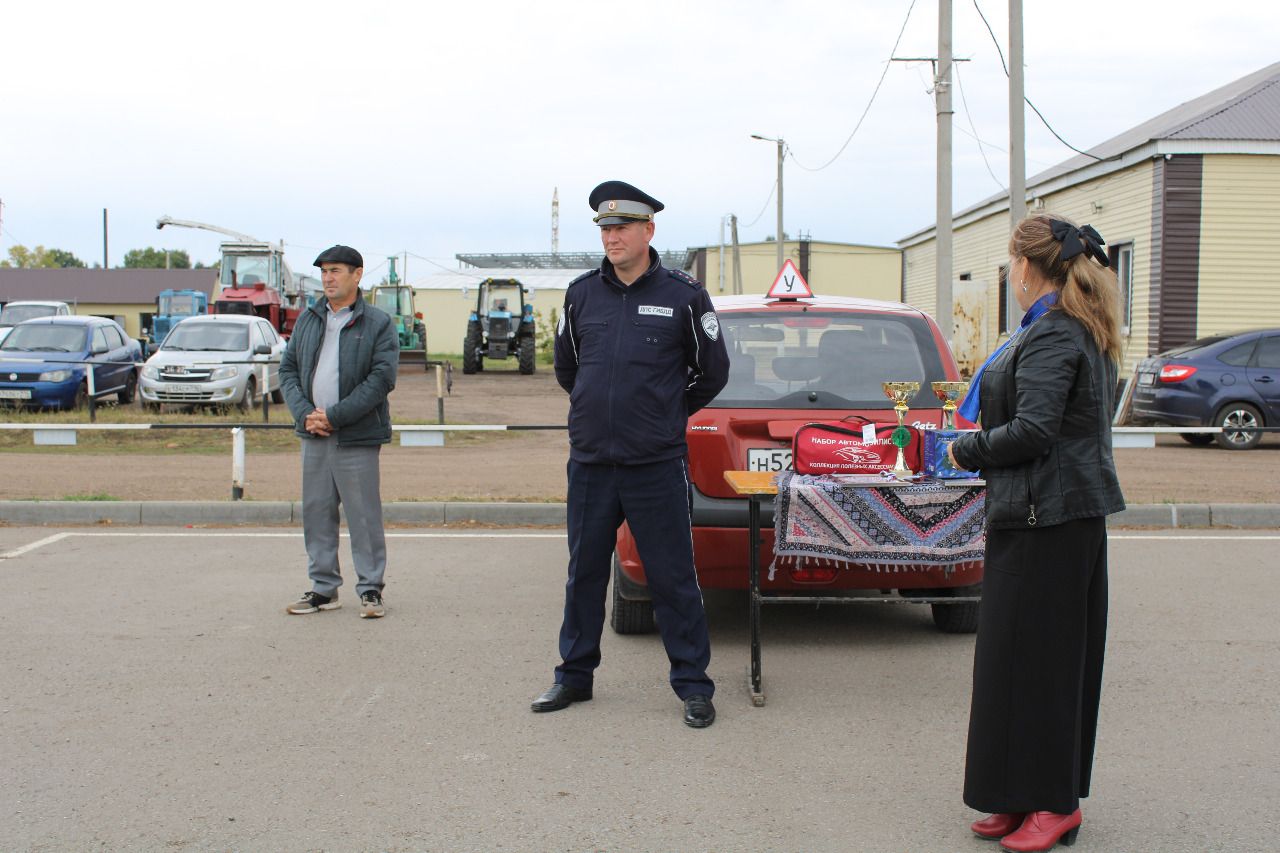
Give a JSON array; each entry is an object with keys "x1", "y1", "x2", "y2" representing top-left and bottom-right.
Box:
[{"x1": 139, "y1": 314, "x2": 285, "y2": 409}]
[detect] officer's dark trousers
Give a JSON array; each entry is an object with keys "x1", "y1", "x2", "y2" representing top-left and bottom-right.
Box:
[
  {"x1": 555, "y1": 458, "x2": 715, "y2": 699},
  {"x1": 963, "y1": 517, "x2": 1108, "y2": 816}
]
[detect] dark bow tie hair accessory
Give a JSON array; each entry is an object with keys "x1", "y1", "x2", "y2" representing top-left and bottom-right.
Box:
[{"x1": 1049, "y1": 219, "x2": 1110, "y2": 267}]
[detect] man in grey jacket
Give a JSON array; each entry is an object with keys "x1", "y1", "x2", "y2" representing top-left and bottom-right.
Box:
[{"x1": 279, "y1": 245, "x2": 399, "y2": 618}]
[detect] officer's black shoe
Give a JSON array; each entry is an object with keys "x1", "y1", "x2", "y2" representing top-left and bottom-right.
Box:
[
  {"x1": 530, "y1": 684, "x2": 593, "y2": 713},
  {"x1": 683, "y1": 694, "x2": 716, "y2": 728}
]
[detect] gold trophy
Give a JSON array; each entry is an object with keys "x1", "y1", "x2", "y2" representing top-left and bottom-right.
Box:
[
  {"x1": 931, "y1": 381, "x2": 970, "y2": 429},
  {"x1": 881, "y1": 381, "x2": 921, "y2": 478}
]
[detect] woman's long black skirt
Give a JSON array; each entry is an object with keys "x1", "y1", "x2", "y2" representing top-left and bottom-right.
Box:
[{"x1": 963, "y1": 516, "x2": 1109, "y2": 815}]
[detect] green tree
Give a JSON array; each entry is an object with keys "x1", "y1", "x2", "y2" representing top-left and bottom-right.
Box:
[
  {"x1": 1, "y1": 244, "x2": 87, "y2": 268},
  {"x1": 122, "y1": 247, "x2": 192, "y2": 269}
]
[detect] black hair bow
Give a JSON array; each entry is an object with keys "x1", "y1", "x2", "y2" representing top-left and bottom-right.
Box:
[{"x1": 1049, "y1": 219, "x2": 1110, "y2": 267}]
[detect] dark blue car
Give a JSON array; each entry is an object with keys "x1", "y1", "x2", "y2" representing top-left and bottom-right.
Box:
[
  {"x1": 0, "y1": 316, "x2": 141, "y2": 409},
  {"x1": 1131, "y1": 328, "x2": 1280, "y2": 449}
]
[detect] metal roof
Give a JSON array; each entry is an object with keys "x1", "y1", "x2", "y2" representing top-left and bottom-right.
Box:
[
  {"x1": 456, "y1": 251, "x2": 686, "y2": 270},
  {"x1": 409, "y1": 267, "x2": 594, "y2": 292},
  {"x1": 0, "y1": 269, "x2": 217, "y2": 305},
  {"x1": 899, "y1": 61, "x2": 1280, "y2": 245}
]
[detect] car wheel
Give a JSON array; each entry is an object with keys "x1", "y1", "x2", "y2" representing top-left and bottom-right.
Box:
[
  {"x1": 238, "y1": 376, "x2": 258, "y2": 412},
  {"x1": 118, "y1": 369, "x2": 137, "y2": 404},
  {"x1": 270, "y1": 388, "x2": 285, "y2": 404},
  {"x1": 610, "y1": 553, "x2": 655, "y2": 635},
  {"x1": 73, "y1": 382, "x2": 89, "y2": 410},
  {"x1": 1214, "y1": 402, "x2": 1263, "y2": 450},
  {"x1": 1179, "y1": 432, "x2": 1214, "y2": 447},
  {"x1": 931, "y1": 601, "x2": 979, "y2": 634}
]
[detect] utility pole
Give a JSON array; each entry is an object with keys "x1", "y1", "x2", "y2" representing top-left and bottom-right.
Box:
[
  {"x1": 775, "y1": 137, "x2": 784, "y2": 273},
  {"x1": 718, "y1": 215, "x2": 726, "y2": 292},
  {"x1": 102, "y1": 208, "x2": 109, "y2": 269},
  {"x1": 750, "y1": 134, "x2": 785, "y2": 272},
  {"x1": 1009, "y1": 0, "x2": 1027, "y2": 230},
  {"x1": 935, "y1": 0, "x2": 954, "y2": 345},
  {"x1": 551, "y1": 187, "x2": 560, "y2": 255},
  {"x1": 730, "y1": 214, "x2": 743, "y2": 295}
]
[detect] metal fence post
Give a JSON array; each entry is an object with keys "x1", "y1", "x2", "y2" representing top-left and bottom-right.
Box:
[
  {"x1": 86, "y1": 364, "x2": 97, "y2": 423},
  {"x1": 231, "y1": 427, "x2": 245, "y2": 500}
]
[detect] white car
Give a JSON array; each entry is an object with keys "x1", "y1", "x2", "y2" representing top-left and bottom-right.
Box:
[
  {"x1": 0, "y1": 301, "x2": 72, "y2": 346},
  {"x1": 139, "y1": 314, "x2": 285, "y2": 410}
]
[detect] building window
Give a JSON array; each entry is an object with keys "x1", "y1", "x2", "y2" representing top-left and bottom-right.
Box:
[
  {"x1": 959, "y1": 272, "x2": 971, "y2": 280},
  {"x1": 1109, "y1": 243, "x2": 1134, "y2": 333},
  {"x1": 998, "y1": 263, "x2": 1011, "y2": 333}
]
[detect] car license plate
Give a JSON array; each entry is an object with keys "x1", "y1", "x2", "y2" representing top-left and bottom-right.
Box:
[
  {"x1": 747, "y1": 447, "x2": 792, "y2": 472},
  {"x1": 0, "y1": 389, "x2": 32, "y2": 399},
  {"x1": 168, "y1": 384, "x2": 201, "y2": 394},
  {"x1": 1138, "y1": 372, "x2": 1156, "y2": 386}
]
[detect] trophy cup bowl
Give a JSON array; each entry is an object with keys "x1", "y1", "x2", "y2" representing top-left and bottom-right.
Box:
[
  {"x1": 931, "y1": 381, "x2": 970, "y2": 430},
  {"x1": 881, "y1": 381, "x2": 921, "y2": 478}
]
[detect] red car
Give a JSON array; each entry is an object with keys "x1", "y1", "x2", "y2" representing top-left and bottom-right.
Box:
[{"x1": 612, "y1": 293, "x2": 983, "y2": 634}]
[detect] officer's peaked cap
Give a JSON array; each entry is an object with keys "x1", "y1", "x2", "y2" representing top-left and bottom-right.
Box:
[
  {"x1": 313, "y1": 245, "x2": 364, "y2": 269},
  {"x1": 589, "y1": 180, "x2": 664, "y2": 226}
]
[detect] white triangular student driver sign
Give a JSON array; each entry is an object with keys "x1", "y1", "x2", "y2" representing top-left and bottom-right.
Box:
[{"x1": 767, "y1": 259, "x2": 813, "y2": 298}]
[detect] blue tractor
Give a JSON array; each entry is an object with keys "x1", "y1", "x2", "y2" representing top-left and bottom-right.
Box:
[
  {"x1": 148, "y1": 289, "x2": 209, "y2": 353},
  {"x1": 462, "y1": 278, "x2": 536, "y2": 375}
]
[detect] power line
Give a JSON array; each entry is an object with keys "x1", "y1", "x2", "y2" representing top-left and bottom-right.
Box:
[
  {"x1": 971, "y1": 0, "x2": 1103, "y2": 162},
  {"x1": 788, "y1": 0, "x2": 919, "y2": 172},
  {"x1": 954, "y1": 62, "x2": 1006, "y2": 190},
  {"x1": 740, "y1": 180, "x2": 778, "y2": 229}
]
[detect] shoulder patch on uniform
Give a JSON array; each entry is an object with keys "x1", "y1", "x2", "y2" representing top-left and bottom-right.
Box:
[
  {"x1": 668, "y1": 269, "x2": 702, "y2": 288},
  {"x1": 700, "y1": 311, "x2": 720, "y2": 341},
  {"x1": 568, "y1": 270, "x2": 596, "y2": 287}
]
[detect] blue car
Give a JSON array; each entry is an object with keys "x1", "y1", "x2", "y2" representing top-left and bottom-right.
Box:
[
  {"x1": 0, "y1": 316, "x2": 142, "y2": 409},
  {"x1": 1131, "y1": 327, "x2": 1280, "y2": 450}
]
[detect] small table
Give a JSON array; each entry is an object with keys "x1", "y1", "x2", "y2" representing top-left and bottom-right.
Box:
[{"x1": 724, "y1": 470, "x2": 984, "y2": 707}]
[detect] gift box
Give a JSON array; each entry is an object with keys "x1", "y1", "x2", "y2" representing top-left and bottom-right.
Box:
[{"x1": 922, "y1": 428, "x2": 979, "y2": 479}]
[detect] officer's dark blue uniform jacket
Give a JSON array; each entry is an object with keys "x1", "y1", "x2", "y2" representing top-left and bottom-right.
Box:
[{"x1": 554, "y1": 249, "x2": 730, "y2": 465}]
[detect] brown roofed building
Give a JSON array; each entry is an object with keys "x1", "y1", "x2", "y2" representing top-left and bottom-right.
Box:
[{"x1": 0, "y1": 268, "x2": 218, "y2": 340}]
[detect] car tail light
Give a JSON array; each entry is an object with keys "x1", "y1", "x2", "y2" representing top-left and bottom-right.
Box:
[
  {"x1": 1159, "y1": 364, "x2": 1197, "y2": 383},
  {"x1": 789, "y1": 566, "x2": 838, "y2": 583}
]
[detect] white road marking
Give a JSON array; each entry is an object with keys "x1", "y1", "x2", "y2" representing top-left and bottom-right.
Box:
[
  {"x1": 0, "y1": 532, "x2": 72, "y2": 560},
  {"x1": 1110, "y1": 535, "x2": 1280, "y2": 540},
  {"x1": 0, "y1": 530, "x2": 566, "y2": 560}
]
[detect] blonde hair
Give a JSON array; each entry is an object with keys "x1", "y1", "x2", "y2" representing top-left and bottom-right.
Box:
[{"x1": 1010, "y1": 213, "x2": 1123, "y2": 363}]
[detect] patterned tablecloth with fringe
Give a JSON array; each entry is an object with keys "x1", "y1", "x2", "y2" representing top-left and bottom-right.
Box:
[{"x1": 771, "y1": 472, "x2": 986, "y2": 578}]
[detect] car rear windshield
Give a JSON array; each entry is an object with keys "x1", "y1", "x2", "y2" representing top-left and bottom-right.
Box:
[
  {"x1": 709, "y1": 310, "x2": 948, "y2": 410},
  {"x1": 1159, "y1": 335, "x2": 1229, "y2": 358},
  {"x1": 163, "y1": 323, "x2": 249, "y2": 352},
  {"x1": 0, "y1": 324, "x2": 87, "y2": 352},
  {"x1": 0, "y1": 304, "x2": 60, "y2": 325}
]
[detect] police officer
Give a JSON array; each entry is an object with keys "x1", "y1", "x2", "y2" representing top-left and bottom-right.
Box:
[{"x1": 531, "y1": 181, "x2": 730, "y2": 728}]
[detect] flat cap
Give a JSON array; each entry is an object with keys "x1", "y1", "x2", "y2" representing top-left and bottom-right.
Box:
[
  {"x1": 313, "y1": 245, "x2": 364, "y2": 268},
  {"x1": 589, "y1": 180, "x2": 664, "y2": 226}
]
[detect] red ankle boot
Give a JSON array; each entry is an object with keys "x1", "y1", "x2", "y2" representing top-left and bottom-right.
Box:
[
  {"x1": 999, "y1": 809, "x2": 1082, "y2": 852},
  {"x1": 971, "y1": 813, "x2": 1026, "y2": 839}
]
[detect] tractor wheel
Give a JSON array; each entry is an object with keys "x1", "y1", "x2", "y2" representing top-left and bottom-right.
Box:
[
  {"x1": 415, "y1": 322, "x2": 429, "y2": 371},
  {"x1": 518, "y1": 336, "x2": 536, "y2": 375},
  {"x1": 462, "y1": 324, "x2": 482, "y2": 375}
]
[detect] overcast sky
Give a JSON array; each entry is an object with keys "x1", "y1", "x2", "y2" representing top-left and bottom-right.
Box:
[{"x1": 2, "y1": 0, "x2": 1277, "y2": 283}]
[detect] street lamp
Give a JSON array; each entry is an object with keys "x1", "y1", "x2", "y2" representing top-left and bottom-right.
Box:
[{"x1": 751, "y1": 134, "x2": 785, "y2": 273}]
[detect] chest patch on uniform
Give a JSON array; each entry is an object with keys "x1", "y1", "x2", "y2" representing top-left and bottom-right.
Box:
[
  {"x1": 637, "y1": 305, "x2": 674, "y2": 317},
  {"x1": 700, "y1": 311, "x2": 720, "y2": 341}
]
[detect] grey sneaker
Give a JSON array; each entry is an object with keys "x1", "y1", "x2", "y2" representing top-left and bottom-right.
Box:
[
  {"x1": 286, "y1": 591, "x2": 340, "y2": 615},
  {"x1": 360, "y1": 590, "x2": 386, "y2": 619}
]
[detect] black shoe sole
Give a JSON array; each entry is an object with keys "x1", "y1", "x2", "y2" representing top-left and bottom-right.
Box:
[{"x1": 530, "y1": 692, "x2": 592, "y2": 713}]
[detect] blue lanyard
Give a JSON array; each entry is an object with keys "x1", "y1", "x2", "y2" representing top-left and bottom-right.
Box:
[{"x1": 957, "y1": 292, "x2": 1057, "y2": 424}]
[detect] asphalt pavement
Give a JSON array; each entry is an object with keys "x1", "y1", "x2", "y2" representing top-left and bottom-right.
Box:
[
  {"x1": 2, "y1": 499, "x2": 1280, "y2": 528},
  {"x1": 1, "y1": 527, "x2": 1277, "y2": 852}
]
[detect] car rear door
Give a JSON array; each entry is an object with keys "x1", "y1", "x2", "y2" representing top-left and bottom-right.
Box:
[
  {"x1": 1246, "y1": 334, "x2": 1280, "y2": 421},
  {"x1": 88, "y1": 325, "x2": 114, "y2": 393}
]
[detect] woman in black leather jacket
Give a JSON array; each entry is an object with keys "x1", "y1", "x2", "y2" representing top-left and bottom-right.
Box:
[{"x1": 949, "y1": 214, "x2": 1126, "y2": 852}]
